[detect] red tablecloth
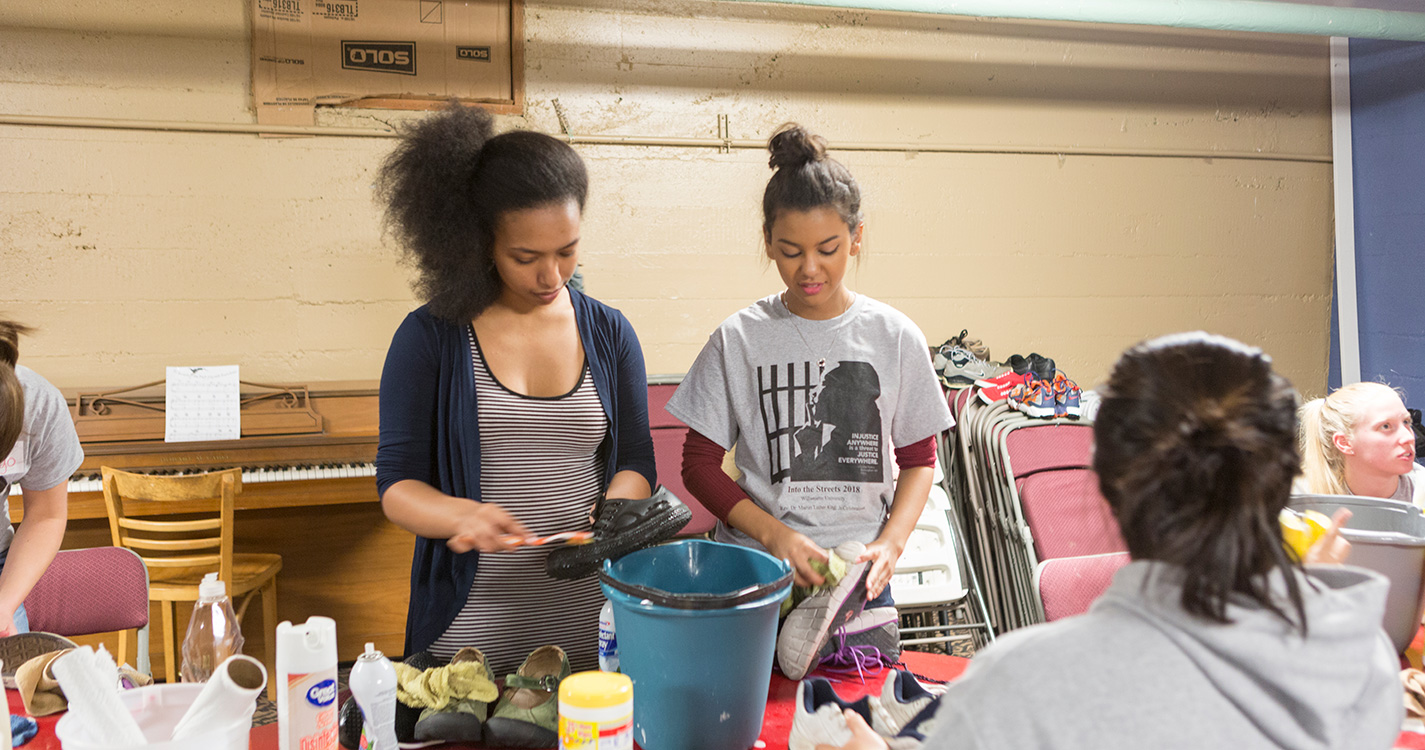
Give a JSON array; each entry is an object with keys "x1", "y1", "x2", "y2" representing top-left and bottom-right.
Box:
[{"x1": 16, "y1": 646, "x2": 1425, "y2": 750}]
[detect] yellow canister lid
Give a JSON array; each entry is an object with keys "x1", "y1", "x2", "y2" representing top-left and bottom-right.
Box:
[{"x1": 559, "y1": 671, "x2": 633, "y2": 709}]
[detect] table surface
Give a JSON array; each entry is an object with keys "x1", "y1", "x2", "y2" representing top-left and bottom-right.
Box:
[{"x1": 17, "y1": 646, "x2": 1425, "y2": 750}]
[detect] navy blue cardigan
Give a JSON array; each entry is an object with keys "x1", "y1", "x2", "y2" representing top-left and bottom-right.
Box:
[{"x1": 375, "y1": 290, "x2": 657, "y2": 655}]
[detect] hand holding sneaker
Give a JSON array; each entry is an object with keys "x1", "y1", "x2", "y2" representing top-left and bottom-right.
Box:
[
  {"x1": 855, "y1": 536, "x2": 904, "y2": 600},
  {"x1": 733, "y1": 504, "x2": 833, "y2": 587}
]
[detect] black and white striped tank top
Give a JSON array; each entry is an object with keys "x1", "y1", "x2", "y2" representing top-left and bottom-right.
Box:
[{"x1": 428, "y1": 326, "x2": 608, "y2": 675}]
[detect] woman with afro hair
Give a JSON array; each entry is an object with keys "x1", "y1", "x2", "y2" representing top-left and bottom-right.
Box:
[{"x1": 373, "y1": 105, "x2": 656, "y2": 687}]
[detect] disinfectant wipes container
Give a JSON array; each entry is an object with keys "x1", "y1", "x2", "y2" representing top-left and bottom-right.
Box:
[
  {"x1": 56, "y1": 682, "x2": 253, "y2": 750},
  {"x1": 600, "y1": 539, "x2": 791, "y2": 750},
  {"x1": 1292, "y1": 493, "x2": 1425, "y2": 652}
]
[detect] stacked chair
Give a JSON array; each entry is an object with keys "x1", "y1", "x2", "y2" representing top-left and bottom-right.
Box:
[
  {"x1": 890, "y1": 453, "x2": 995, "y2": 653},
  {"x1": 945, "y1": 385, "x2": 1128, "y2": 634}
]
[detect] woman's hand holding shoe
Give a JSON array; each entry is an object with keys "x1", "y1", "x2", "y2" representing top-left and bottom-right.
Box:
[{"x1": 766, "y1": 525, "x2": 831, "y2": 588}]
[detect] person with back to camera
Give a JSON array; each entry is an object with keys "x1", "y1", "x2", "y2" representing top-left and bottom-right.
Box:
[
  {"x1": 1298, "y1": 381, "x2": 1425, "y2": 506},
  {"x1": 815, "y1": 332, "x2": 1401, "y2": 750},
  {"x1": 667, "y1": 124, "x2": 954, "y2": 681},
  {"x1": 0, "y1": 320, "x2": 80, "y2": 638},
  {"x1": 373, "y1": 105, "x2": 661, "y2": 747}
]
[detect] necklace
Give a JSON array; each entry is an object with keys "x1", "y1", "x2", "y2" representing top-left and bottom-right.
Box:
[
  {"x1": 783, "y1": 292, "x2": 857, "y2": 427},
  {"x1": 782, "y1": 291, "x2": 856, "y2": 370}
]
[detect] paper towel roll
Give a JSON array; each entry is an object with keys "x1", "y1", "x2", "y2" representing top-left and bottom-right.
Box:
[{"x1": 171, "y1": 654, "x2": 267, "y2": 740}]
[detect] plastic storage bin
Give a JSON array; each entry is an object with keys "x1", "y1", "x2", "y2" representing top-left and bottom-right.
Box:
[
  {"x1": 1291, "y1": 493, "x2": 1425, "y2": 652},
  {"x1": 55, "y1": 682, "x2": 253, "y2": 750},
  {"x1": 600, "y1": 540, "x2": 791, "y2": 750}
]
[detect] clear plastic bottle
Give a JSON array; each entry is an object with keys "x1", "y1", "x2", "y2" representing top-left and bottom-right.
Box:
[{"x1": 180, "y1": 572, "x2": 245, "y2": 683}]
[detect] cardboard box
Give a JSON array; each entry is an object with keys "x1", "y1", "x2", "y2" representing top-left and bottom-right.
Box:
[{"x1": 252, "y1": 0, "x2": 523, "y2": 126}]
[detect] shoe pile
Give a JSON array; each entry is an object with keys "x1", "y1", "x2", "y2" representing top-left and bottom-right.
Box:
[
  {"x1": 341, "y1": 645, "x2": 569, "y2": 749},
  {"x1": 975, "y1": 353, "x2": 1083, "y2": 420},
  {"x1": 930, "y1": 330, "x2": 1003, "y2": 389},
  {"x1": 788, "y1": 669, "x2": 944, "y2": 750}
]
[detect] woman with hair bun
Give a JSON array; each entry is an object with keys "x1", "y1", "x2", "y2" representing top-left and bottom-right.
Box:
[
  {"x1": 0, "y1": 320, "x2": 81, "y2": 637},
  {"x1": 1297, "y1": 381, "x2": 1425, "y2": 506},
  {"x1": 821, "y1": 333, "x2": 1401, "y2": 750},
  {"x1": 373, "y1": 105, "x2": 656, "y2": 690},
  {"x1": 668, "y1": 124, "x2": 953, "y2": 679}
]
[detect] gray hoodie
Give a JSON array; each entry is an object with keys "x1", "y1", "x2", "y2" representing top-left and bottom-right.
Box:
[{"x1": 924, "y1": 561, "x2": 1402, "y2": 749}]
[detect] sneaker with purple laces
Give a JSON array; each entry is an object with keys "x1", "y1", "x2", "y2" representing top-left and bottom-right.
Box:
[
  {"x1": 816, "y1": 606, "x2": 900, "y2": 676},
  {"x1": 778, "y1": 542, "x2": 870, "y2": 681}
]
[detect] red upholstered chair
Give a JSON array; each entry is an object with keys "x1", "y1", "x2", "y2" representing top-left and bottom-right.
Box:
[
  {"x1": 1016, "y1": 469, "x2": 1126, "y2": 561},
  {"x1": 1034, "y1": 552, "x2": 1130, "y2": 621},
  {"x1": 24, "y1": 546, "x2": 151, "y2": 675},
  {"x1": 648, "y1": 383, "x2": 718, "y2": 536}
]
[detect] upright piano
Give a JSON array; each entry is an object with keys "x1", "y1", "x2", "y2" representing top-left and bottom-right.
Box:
[{"x1": 30, "y1": 380, "x2": 414, "y2": 669}]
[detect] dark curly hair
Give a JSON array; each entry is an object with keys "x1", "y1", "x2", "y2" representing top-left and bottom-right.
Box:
[
  {"x1": 1093, "y1": 332, "x2": 1307, "y2": 633},
  {"x1": 0, "y1": 319, "x2": 32, "y2": 460},
  {"x1": 377, "y1": 104, "x2": 589, "y2": 321},
  {"x1": 761, "y1": 123, "x2": 863, "y2": 237}
]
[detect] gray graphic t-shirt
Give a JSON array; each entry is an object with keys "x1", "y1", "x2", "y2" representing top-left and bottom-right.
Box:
[
  {"x1": 667, "y1": 294, "x2": 953, "y2": 550},
  {"x1": 0, "y1": 366, "x2": 84, "y2": 556}
]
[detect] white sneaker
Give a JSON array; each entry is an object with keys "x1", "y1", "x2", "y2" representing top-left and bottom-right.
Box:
[
  {"x1": 871, "y1": 668, "x2": 938, "y2": 737},
  {"x1": 788, "y1": 678, "x2": 874, "y2": 750},
  {"x1": 777, "y1": 541, "x2": 869, "y2": 680}
]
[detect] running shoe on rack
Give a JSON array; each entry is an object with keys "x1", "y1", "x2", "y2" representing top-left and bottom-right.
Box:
[{"x1": 1021, "y1": 379, "x2": 1057, "y2": 419}]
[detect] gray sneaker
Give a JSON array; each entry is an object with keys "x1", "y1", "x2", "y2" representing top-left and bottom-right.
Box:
[{"x1": 777, "y1": 542, "x2": 869, "y2": 681}]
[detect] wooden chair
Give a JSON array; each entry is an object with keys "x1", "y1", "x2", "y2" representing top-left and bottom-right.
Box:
[{"x1": 100, "y1": 467, "x2": 281, "y2": 695}]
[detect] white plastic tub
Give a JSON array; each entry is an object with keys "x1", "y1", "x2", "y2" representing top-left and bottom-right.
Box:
[
  {"x1": 1291, "y1": 493, "x2": 1425, "y2": 652},
  {"x1": 55, "y1": 683, "x2": 253, "y2": 750}
]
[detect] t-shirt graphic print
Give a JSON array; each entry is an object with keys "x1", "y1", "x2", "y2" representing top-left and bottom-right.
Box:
[
  {"x1": 761, "y1": 359, "x2": 883, "y2": 484},
  {"x1": 668, "y1": 294, "x2": 953, "y2": 550}
]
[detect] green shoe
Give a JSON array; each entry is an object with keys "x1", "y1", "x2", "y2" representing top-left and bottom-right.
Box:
[
  {"x1": 482, "y1": 645, "x2": 570, "y2": 748},
  {"x1": 410, "y1": 647, "x2": 496, "y2": 743}
]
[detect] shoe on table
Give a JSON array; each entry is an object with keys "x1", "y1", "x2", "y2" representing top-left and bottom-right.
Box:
[
  {"x1": 0, "y1": 632, "x2": 76, "y2": 689},
  {"x1": 546, "y1": 486, "x2": 692, "y2": 580},
  {"x1": 788, "y1": 677, "x2": 876, "y2": 750},
  {"x1": 343, "y1": 650, "x2": 448, "y2": 747},
  {"x1": 412, "y1": 647, "x2": 497, "y2": 743},
  {"x1": 870, "y1": 668, "x2": 938, "y2": 737},
  {"x1": 778, "y1": 541, "x2": 870, "y2": 681},
  {"x1": 883, "y1": 693, "x2": 947, "y2": 749},
  {"x1": 483, "y1": 645, "x2": 570, "y2": 748}
]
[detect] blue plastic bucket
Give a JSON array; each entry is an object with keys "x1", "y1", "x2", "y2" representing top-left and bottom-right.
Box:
[{"x1": 600, "y1": 539, "x2": 791, "y2": 750}]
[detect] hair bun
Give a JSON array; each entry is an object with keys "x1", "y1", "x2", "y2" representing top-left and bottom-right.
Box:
[{"x1": 767, "y1": 123, "x2": 827, "y2": 170}]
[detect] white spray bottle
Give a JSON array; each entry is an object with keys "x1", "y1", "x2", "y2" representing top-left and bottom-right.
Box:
[
  {"x1": 347, "y1": 643, "x2": 398, "y2": 750},
  {"x1": 276, "y1": 616, "x2": 338, "y2": 750}
]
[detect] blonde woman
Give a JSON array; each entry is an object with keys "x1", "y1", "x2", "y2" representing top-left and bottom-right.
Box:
[{"x1": 1298, "y1": 381, "x2": 1425, "y2": 506}]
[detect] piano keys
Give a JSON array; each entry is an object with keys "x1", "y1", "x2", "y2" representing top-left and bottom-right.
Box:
[{"x1": 27, "y1": 379, "x2": 415, "y2": 670}]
